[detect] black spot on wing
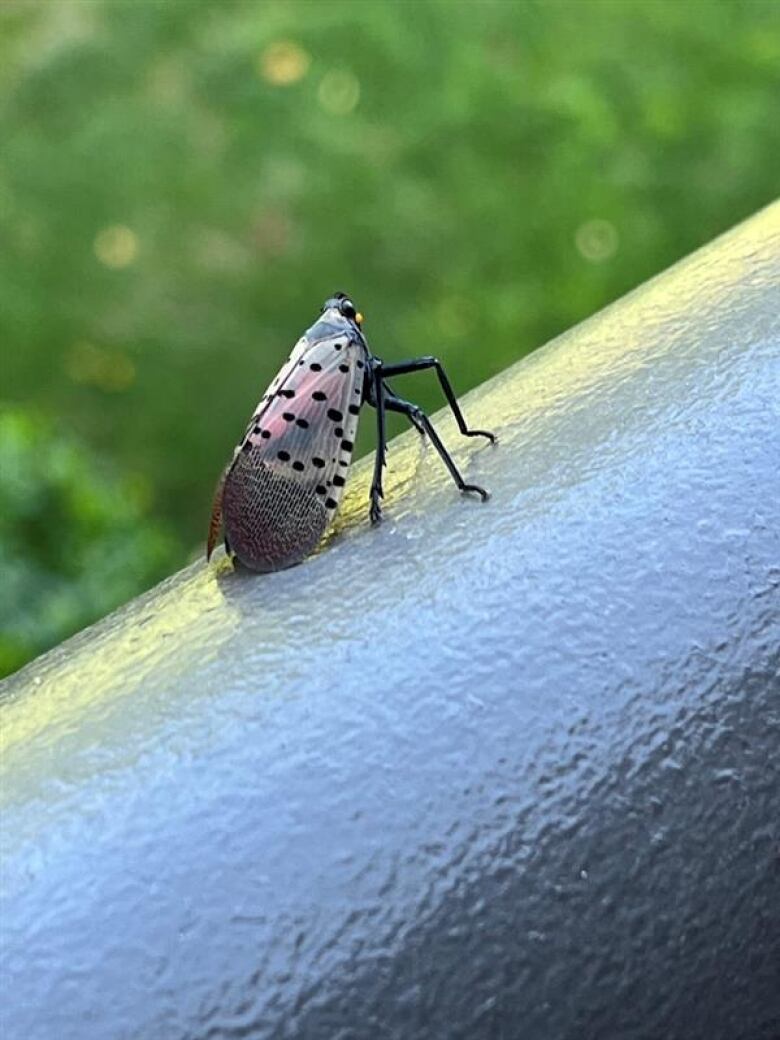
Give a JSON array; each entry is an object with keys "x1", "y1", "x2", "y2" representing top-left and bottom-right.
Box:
[{"x1": 242, "y1": 335, "x2": 364, "y2": 523}]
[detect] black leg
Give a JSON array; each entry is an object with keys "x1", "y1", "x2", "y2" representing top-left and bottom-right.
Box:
[
  {"x1": 381, "y1": 356, "x2": 496, "y2": 443},
  {"x1": 383, "y1": 388, "x2": 489, "y2": 501},
  {"x1": 383, "y1": 380, "x2": 426, "y2": 436},
  {"x1": 369, "y1": 363, "x2": 387, "y2": 524}
]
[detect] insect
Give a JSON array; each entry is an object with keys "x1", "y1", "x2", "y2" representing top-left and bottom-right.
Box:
[{"x1": 207, "y1": 292, "x2": 495, "y2": 572}]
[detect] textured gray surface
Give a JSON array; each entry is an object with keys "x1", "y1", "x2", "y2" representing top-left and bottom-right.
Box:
[{"x1": 2, "y1": 203, "x2": 780, "y2": 1040}]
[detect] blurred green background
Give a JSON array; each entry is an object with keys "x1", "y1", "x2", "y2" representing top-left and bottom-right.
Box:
[{"x1": 1, "y1": 0, "x2": 779, "y2": 677}]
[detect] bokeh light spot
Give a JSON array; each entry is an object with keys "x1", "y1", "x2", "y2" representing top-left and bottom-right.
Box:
[
  {"x1": 252, "y1": 210, "x2": 294, "y2": 259},
  {"x1": 436, "y1": 296, "x2": 475, "y2": 340},
  {"x1": 65, "y1": 342, "x2": 136, "y2": 393},
  {"x1": 259, "y1": 40, "x2": 310, "y2": 86},
  {"x1": 575, "y1": 219, "x2": 619, "y2": 263},
  {"x1": 93, "y1": 225, "x2": 138, "y2": 269},
  {"x1": 317, "y1": 69, "x2": 360, "y2": 115}
]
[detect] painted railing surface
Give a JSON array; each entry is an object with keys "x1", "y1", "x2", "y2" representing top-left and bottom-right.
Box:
[{"x1": 2, "y1": 203, "x2": 779, "y2": 1040}]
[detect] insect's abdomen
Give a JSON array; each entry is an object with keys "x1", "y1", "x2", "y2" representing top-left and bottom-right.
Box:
[{"x1": 223, "y1": 447, "x2": 328, "y2": 573}]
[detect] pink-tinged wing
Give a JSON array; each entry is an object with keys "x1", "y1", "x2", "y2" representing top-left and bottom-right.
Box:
[{"x1": 220, "y1": 331, "x2": 366, "y2": 571}]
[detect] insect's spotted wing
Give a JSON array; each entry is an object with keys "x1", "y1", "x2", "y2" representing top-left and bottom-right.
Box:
[
  {"x1": 218, "y1": 318, "x2": 367, "y2": 572},
  {"x1": 245, "y1": 328, "x2": 365, "y2": 501}
]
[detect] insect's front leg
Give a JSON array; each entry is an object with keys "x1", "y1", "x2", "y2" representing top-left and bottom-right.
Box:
[
  {"x1": 382, "y1": 379, "x2": 426, "y2": 436},
  {"x1": 368, "y1": 361, "x2": 387, "y2": 525},
  {"x1": 381, "y1": 356, "x2": 496, "y2": 443}
]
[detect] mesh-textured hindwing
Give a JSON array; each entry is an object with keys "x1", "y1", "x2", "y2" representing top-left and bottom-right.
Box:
[
  {"x1": 222, "y1": 449, "x2": 327, "y2": 572},
  {"x1": 222, "y1": 331, "x2": 365, "y2": 570}
]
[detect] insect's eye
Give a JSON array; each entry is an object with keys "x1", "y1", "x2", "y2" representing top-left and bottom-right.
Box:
[{"x1": 341, "y1": 300, "x2": 356, "y2": 319}]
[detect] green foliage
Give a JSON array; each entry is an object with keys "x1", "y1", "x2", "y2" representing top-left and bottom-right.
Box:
[
  {"x1": 0, "y1": 407, "x2": 176, "y2": 677},
  {"x1": 1, "y1": 1, "x2": 778, "y2": 672}
]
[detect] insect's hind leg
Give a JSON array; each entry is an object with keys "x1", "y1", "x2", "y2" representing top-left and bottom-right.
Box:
[
  {"x1": 381, "y1": 356, "x2": 496, "y2": 444},
  {"x1": 383, "y1": 389, "x2": 489, "y2": 501}
]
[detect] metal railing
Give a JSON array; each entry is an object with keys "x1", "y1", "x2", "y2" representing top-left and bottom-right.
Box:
[{"x1": 2, "y1": 202, "x2": 779, "y2": 1040}]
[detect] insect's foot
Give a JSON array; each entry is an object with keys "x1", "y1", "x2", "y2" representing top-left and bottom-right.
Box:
[
  {"x1": 467, "y1": 429, "x2": 497, "y2": 444},
  {"x1": 461, "y1": 483, "x2": 490, "y2": 502}
]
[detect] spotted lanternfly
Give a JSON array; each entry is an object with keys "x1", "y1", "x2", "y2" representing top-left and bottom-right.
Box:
[{"x1": 207, "y1": 292, "x2": 495, "y2": 572}]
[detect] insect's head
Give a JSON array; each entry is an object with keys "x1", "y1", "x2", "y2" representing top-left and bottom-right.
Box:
[{"x1": 322, "y1": 291, "x2": 363, "y2": 328}]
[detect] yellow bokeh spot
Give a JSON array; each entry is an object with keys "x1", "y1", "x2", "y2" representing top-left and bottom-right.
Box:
[
  {"x1": 317, "y1": 69, "x2": 360, "y2": 115},
  {"x1": 436, "y1": 296, "x2": 474, "y2": 339},
  {"x1": 94, "y1": 224, "x2": 138, "y2": 269},
  {"x1": 65, "y1": 341, "x2": 136, "y2": 392},
  {"x1": 259, "y1": 40, "x2": 310, "y2": 86},
  {"x1": 575, "y1": 219, "x2": 619, "y2": 263}
]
